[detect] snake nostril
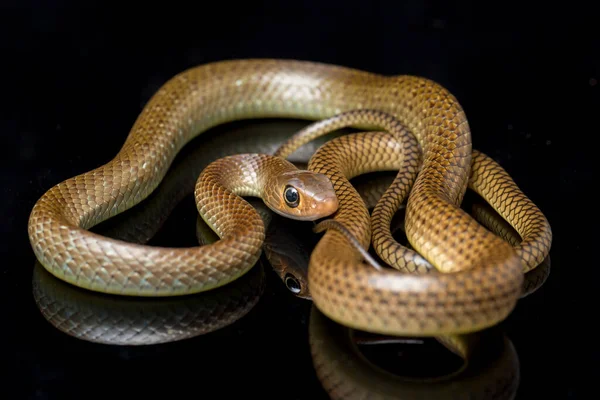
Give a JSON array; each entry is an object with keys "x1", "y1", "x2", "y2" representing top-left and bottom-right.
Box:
[{"x1": 284, "y1": 273, "x2": 301, "y2": 294}]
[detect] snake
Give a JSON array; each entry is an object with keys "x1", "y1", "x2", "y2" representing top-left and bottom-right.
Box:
[{"x1": 27, "y1": 59, "x2": 552, "y2": 337}]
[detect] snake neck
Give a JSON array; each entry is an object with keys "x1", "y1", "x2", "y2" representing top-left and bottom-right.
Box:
[
  {"x1": 194, "y1": 153, "x2": 298, "y2": 238},
  {"x1": 197, "y1": 153, "x2": 299, "y2": 198},
  {"x1": 308, "y1": 132, "x2": 409, "y2": 251}
]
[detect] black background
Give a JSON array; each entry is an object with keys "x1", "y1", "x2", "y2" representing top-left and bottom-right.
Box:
[{"x1": 1, "y1": 1, "x2": 594, "y2": 398}]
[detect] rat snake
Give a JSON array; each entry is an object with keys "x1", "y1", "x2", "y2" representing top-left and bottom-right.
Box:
[{"x1": 28, "y1": 59, "x2": 552, "y2": 336}]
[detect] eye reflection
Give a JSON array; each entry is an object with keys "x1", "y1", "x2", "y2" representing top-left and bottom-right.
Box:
[{"x1": 285, "y1": 273, "x2": 301, "y2": 293}]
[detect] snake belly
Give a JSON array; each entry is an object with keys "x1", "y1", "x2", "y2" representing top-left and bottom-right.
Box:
[{"x1": 28, "y1": 59, "x2": 551, "y2": 335}]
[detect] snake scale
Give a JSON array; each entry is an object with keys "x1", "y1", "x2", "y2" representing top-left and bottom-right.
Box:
[{"x1": 28, "y1": 59, "x2": 552, "y2": 336}]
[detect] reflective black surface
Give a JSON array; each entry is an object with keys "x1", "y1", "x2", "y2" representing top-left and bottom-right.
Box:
[{"x1": 2, "y1": 1, "x2": 592, "y2": 398}]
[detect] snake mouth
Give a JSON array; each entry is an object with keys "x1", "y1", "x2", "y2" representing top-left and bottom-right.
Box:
[
  {"x1": 284, "y1": 273, "x2": 302, "y2": 294},
  {"x1": 268, "y1": 204, "x2": 335, "y2": 221}
]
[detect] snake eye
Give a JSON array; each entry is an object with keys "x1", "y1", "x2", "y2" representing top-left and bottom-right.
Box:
[{"x1": 284, "y1": 185, "x2": 299, "y2": 208}]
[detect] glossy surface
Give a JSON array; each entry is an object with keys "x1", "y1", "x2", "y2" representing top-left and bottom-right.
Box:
[{"x1": 4, "y1": 2, "x2": 585, "y2": 397}]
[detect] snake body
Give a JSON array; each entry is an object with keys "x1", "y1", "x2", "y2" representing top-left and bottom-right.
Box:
[
  {"x1": 28, "y1": 59, "x2": 552, "y2": 336},
  {"x1": 291, "y1": 129, "x2": 546, "y2": 335}
]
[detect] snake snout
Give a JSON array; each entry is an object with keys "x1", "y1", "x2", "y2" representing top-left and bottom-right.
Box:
[
  {"x1": 308, "y1": 173, "x2": 339, "y2": 218},
  {"x1": 311, "y1": 192, "x2": 339, "y2": 218}
]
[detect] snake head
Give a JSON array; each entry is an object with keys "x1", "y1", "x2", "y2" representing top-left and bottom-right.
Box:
[{"x1": 264, "y1": 170, "x2": 338, "y2": 221}]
